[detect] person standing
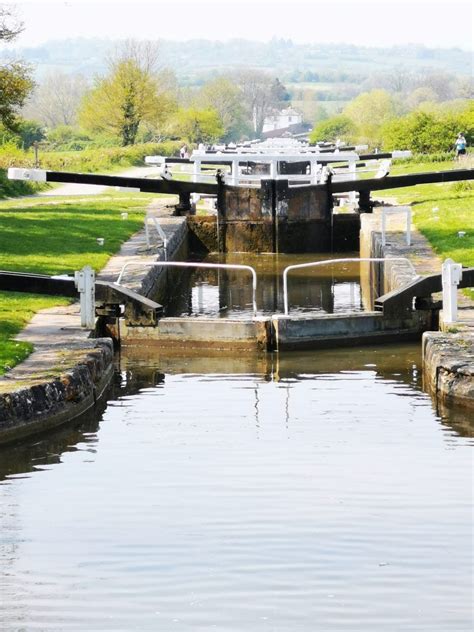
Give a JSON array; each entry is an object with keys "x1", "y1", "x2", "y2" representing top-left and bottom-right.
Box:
[{"x1": 454, "y1": 133, "x2": 467, "y2": 160}]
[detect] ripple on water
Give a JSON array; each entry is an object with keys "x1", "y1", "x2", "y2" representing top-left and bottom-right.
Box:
[{"x1": 0, "y1": 348, "x2": 472, "y2": 631}]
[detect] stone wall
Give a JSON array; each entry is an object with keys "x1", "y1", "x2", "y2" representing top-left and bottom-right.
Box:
[
  {"x1": 423, "y1": 332, "x2": 474, "y2": 410},
  {"x1": 0, "y1": 339, "x2": 114, "y2": 445}
]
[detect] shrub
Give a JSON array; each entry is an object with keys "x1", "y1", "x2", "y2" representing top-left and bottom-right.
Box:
[
  {"x1": 309, "y1": 115, "x2": 356, "y2": 144},
  {"x1": 0, "y1": 141, "x2": 182, "y2": 173}
]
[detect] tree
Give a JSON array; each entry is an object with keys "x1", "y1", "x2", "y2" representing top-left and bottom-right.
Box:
[
  {"x1": 15, "y1": 119, "x2": 45, "y2": 149},
  {"x1": 0, "y1": 5, "x2": 22, "y2": 41},
  {"x1": 0, "y1": 5, "x2": 34, "y2": 131},
  {"x1": 380, "y1": 104, "x2": 474, "y2": 153},
  {"x1": 23, "y1": 72, "x2": 89, "y2": 128},
  {"x1": 171, "y1": 108, "x2": 224, "y2": 144},
  {"x1": 234, "y1": 70, "x2": 280, "y2": 137},
  {"x1": 309, "y1": 116, "x2": 356, "y2": 144},
  {"x1": 194, "y1": 77, "x2": 249, "y2": 141},
  {"x1": 343, "y1": 89, "x2": 397, "y2": 145},
  {"x1": 406, "y1": 87, "x2": 439, "y2": 110},
  {"x1": 79, "y1": 41, "x2": 176, "y2": 146},
  {"x1": 271, "y1": 78, "x2": 291, "y2": 104},
  {"x1": 415, "y1": 70, "x2": 455, "y2": 101}
]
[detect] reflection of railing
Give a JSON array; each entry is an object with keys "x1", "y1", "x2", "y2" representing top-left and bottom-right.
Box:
[
  {"x1": 282, "y1": 257, "x2": 418, "y2": 316},
  {"x1": 145, "y1": 212, "x2": 168, "y2": 258},
  {"x1": 117, "y1": 261, "x2": 258, "y2": 317}
]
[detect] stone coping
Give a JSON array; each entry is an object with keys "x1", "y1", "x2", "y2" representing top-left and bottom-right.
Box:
[
  {"x1": 422, "y1": 331, "x2": 474, "y2": 410},
  {"x1": 0, "y1": 339, "x2": 114, "y2": 445}
]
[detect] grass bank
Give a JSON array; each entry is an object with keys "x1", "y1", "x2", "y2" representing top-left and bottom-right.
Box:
[
  {"x1": 378, "y1": 157, "x2": 474, "y2": 297},
  {"x1": 0, "y1": 192, "x2": 156, "y2": 375},
  {"x1": 0, "y1": 141, "x2": 181, "y2": 199}
]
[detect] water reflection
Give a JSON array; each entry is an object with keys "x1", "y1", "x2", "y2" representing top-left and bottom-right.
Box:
[
  {"x1": 165, "y1": 252, "x2": 364, "y2": 318},
  {"x1": 1, "y1": 345, "x2": 471, "y2": 482},
  {"x1": 0, "y1": 345, "x2": 472, "y2": 631}
]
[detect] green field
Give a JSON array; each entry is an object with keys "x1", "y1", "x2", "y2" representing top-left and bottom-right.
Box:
[
  {"x1": 378, "y1": 158, "x2": 474, "y2": 297},
  {"x1": 0, "y1": 192, "x2": 155, "y2": 375}
]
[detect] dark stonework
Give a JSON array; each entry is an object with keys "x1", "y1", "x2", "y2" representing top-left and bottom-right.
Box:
[
  {"x1": 0, "y1": 340, "x2": 114, "y2": 445},
  {"x1": 218, "y1": 181, "x2": 333, "y2": 253}
]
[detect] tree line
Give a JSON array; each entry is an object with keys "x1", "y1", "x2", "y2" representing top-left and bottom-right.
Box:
[
  {"x1": 0, "y1": 5, "x2": 472, "y2": 155},
  {"x1": 0, "y1": 12, "x2": 291, "y2": 150},
  {"x1": 309, "y1": 89, "x2": 473, "y2": 153}
]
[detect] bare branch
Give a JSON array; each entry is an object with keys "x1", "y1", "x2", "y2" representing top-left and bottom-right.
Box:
[{"x1": 0, "y1": 4, "x2": 23, "y2": 42}]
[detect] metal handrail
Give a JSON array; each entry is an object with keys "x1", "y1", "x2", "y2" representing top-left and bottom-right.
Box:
[
  {"x1": 381, "y1": 207, "x2": 412, "y2": 247},
  {"x1": 145, "y1": 212, "x2": 168, "y2": 259},
  {"x1": 117, "y1": 261, "x2": 258, "y2": 317},
  {"x1": 282, "y1": 257, "x2": 418, "y2": 316}
]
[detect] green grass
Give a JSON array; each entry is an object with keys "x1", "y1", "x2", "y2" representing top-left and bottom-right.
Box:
[
  {"x1": 0, "y1": 192, "x2": 155, "y2": 375},
  {"x1": 0, "y1": 140, "x2": 181, "y2": 199},
  {"x1": 0, "y1": 293, "x2": 70, "y2": 374},
  {"x1": 377, "y1": 159, "x2": 474, "y2": 298}
]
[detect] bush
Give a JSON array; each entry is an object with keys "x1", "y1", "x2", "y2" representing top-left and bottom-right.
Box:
[
  {"x1": 381, "y1": 104, "x2": 474, "y2": 153},
  {"x1": 0, "y1": 168, "x2": 42, "y2": 198},
  {"x1": 309, "y1": 115, "x2": 356, "y2": 144},
  {"x1": 0, "y1": 141, "x2": 182, "y2": 173},
  {"x1": 450, "y1": 181, "x2": 473, "y2": 192}
]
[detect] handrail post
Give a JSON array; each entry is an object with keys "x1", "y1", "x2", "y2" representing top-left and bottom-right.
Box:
[
  {"x1": 381, "y1": 209, "x2": 387, "y2": 246},
  {"x1": 74, "y1": 265, "x2": 95, "y2": 328},
  {"x1": 442, "y1": 258, "x2": 462, "y2": 323},
  {"x1": 406, "y1": 207, "x2": 411, "y2": 246},
  {"x1": 145, "y1": 214, "x2": 151, "y2": 249},
  {"x1": 381, "y1": 207, "x2": 411, "y2": 246}
]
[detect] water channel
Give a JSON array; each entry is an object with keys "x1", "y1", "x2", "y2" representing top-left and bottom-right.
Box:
[
  {"x1": 164, "y1": 253, "x2": 364, "y2": 319},
  {"x1": 0, "y1": 342, "x2": 472, "y2": 631}
]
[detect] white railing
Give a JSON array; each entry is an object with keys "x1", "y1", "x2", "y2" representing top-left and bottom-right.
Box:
[
  {"x1": 117, "y1": 261, "x2": 258, "y2": 317},
  {"x1": 282, "y1": 257, "x2": 418, "y2": 316},
  {"x1": 144, "y1": 151, "x2": 410, "y2": 190},
  {"x1": 441, "y1": 258, "x2": 463, "y2": 323},
  {"x1": 74, "y1": 265, "x2": 95, "y2": 328},
  {"x1": 381, "y1": 207, "x2": 412, "y2": 247},
  {"x1": 145, "y1": 212, "x2": 169, "y2": 258}
]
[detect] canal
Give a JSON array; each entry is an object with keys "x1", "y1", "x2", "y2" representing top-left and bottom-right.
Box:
[
  {"x1": 0, "y1": 343, "x2": 472, "y2": 630},
  {"x1": 164, "y1": 252, "x2": 364, "y2": 319}
]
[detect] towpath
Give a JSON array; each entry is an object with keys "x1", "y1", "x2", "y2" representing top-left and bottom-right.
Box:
[{"x1": 37, "y1": 165, "x2": 164, "y2": 197}]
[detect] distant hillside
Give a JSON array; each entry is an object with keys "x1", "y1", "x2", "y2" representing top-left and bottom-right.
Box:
[{"x1": 1, "y1": 37, "x2": 471, "y2": 85}]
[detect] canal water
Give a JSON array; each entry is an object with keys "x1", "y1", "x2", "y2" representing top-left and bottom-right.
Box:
[
  {"x1": 165, "y1": 253, "x2": 364, "y2": 318},
  {"x1": 0, "y1": 344, "x2": 472, "y2": 631}
]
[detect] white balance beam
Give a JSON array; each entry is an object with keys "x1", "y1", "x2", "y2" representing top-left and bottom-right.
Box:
[{"x1": 8, "y1": 168, "x2": 47, "y2": 182}]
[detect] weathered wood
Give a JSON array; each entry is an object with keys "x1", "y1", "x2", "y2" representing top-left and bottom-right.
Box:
[
  {"x1": 375, "y1": 267, "x2": 474, "y2": 316},
  {"x1": 46, "y1": 170, "x2": 218, "y2": 195},
  {"x1": 0, "y1": 271, "x2": 78, "y2": 297},
  {"x1": 0, "y1": 271, "x2": 163, "y2": 325},
  {"x1": 327, "y1": 168, "x2": 474, "y2": 194}
]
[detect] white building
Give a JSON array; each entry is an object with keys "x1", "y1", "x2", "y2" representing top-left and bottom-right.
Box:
[{"x1": 262, "y1": 107, "x2": 303, "y2": 134}]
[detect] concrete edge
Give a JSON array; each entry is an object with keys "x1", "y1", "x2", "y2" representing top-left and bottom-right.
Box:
[
  {"x1": 0, "y1": 339, "x2": 114, "y2": 446},
  {"x1": 422, "y1": 331, "x2": 474, "y2": 409}
]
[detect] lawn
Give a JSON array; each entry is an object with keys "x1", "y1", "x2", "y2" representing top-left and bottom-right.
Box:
[
  {"x1": 0, "y1": 192, "x2": 156, "y2": 375},
  {"x1": 376, "y1": 159, "x2": 474, "y2": 297}
]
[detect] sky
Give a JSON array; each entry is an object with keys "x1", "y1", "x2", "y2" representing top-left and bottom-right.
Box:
[{"x1": 10, "y1": 0, "x2": 474, "y2": 50}]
